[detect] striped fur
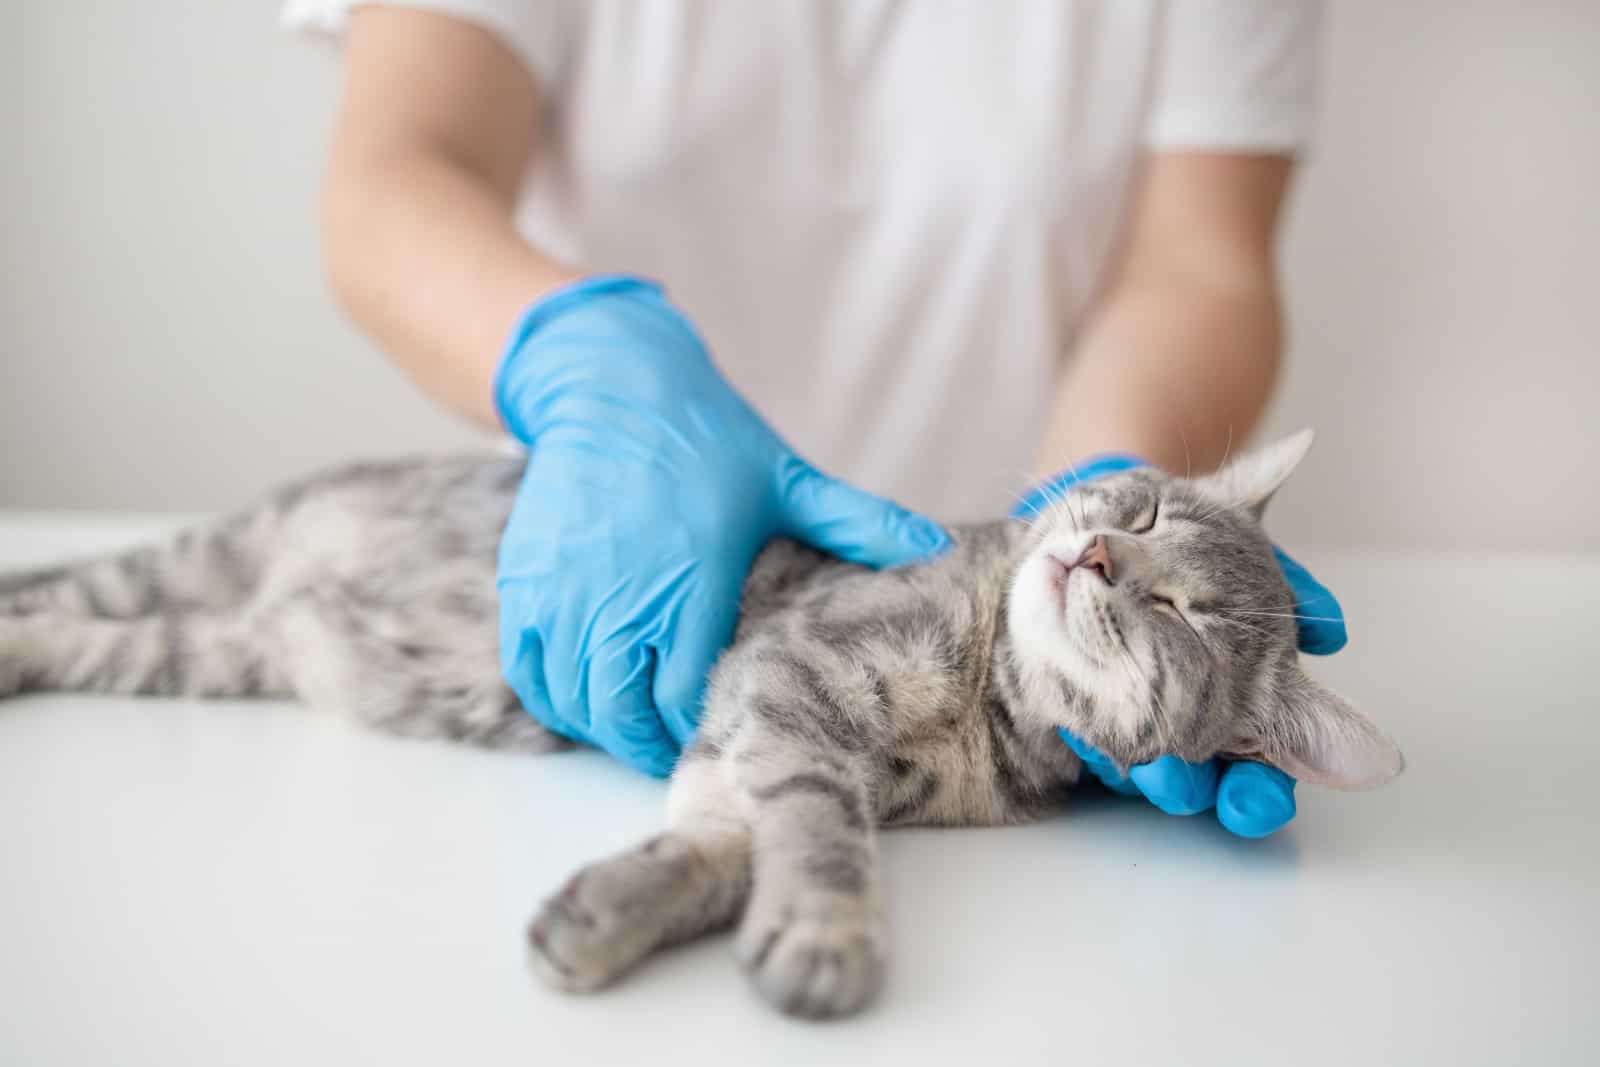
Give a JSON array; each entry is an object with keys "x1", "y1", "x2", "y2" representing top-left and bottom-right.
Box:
[{"x1": 0, "y1": 432, "x2": 1402, "y2": 1018}]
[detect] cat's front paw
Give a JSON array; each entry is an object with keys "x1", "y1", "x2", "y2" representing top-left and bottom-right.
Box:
[
  {"x1": 527, "y1": 839, "x2": 702, "y2": 994},
  {"x1": 527, "y1": 869, "x2": 627, "y2": 993},
  {"x1": 736, "y1": 903, "x2": 886, "y2": 1019}
]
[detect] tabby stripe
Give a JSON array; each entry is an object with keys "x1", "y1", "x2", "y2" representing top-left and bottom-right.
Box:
[
  {"x1": 881, "y1": 770, "x2": 940, "y2": 826},
  {"x1": 983, "y1": 697, "x2": 1039, "y2": 809},
  {"x1": 784, "y1": 656, "x2": 868, "y2": 752},
  {"x1": 803, "y1": 842, "x2": 869, "y2": 894},
  {"x1": 999, "y1": 646, "x2": 1027, "y2": 707},
  {"x1": 749, "y1": 773, "x2": 867, "y2": 831},
  {"x1": 865, "y1": 665, "x2": 892, "y2": 714},
  {"x1": 80, "y1": 576, "x2": 117, "y2": 618}
]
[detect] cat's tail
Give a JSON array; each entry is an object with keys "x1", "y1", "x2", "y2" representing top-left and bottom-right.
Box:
[
  {"x1": 0, "y1": 514, "x2": 286, "y2": 699},
  {"x1": 0, "y1": 610, "x2": 286, "y2": 700},
  {"x1": 0, "y1": 512, "x2": 272, "y2": 620}
]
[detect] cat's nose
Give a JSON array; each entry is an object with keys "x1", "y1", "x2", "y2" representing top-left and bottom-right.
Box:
[{"x1": 1072, "y1": 535, "x2": 1115, "y2": 585}]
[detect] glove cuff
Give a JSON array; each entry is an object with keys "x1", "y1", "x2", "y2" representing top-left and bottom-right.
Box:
[{"x1": 491, "y1": 274, "x2": 664, "y2": 441}]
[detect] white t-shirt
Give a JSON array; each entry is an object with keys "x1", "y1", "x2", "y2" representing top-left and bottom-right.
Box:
[{"x1": 286, "y1": 0, "x2": 1322, "y2": 520}]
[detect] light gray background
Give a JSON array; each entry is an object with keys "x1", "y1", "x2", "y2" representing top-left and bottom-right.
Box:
[{"x1": 3, "y1": 2, "x2": 1597, "y2": 552}]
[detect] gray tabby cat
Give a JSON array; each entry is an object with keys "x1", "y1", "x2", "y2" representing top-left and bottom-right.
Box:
[{"x1": 0, "y1": 429, "x2": 1402, "y2": 1018}]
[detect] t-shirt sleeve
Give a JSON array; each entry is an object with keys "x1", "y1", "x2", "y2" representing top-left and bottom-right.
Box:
[
  {"x1": 281, "y1": 1, "x2": 571, "y2": 88},
  {"x1": 1144, "y1": 0, "x2": 1325, "y2": 153}
]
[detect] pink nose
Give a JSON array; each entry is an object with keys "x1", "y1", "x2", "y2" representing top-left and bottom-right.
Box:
[{"x1": 1070, "y1": 535, "x2": 1115, "y2": 584}]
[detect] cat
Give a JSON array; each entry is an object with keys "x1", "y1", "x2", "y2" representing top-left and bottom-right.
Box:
[{"x1": 0, "y1": 429, "x2": 1403, "y2": 1018}]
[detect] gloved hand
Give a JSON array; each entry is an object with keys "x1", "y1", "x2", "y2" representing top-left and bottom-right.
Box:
[
  {"x1": 495, "y1": 275, "x2": 950, "y2": 777},
  {"x1": 1013, "y1": 454, "x2": 1348, "y2": 837}
]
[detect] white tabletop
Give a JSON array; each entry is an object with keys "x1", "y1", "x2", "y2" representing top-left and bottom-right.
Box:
[{"x1": 1, "y1": 513, "x2": 1595, "y2": 1065}]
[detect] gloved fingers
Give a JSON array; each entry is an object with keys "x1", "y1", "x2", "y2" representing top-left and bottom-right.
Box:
[
  {"x1": 537, "y1": 605, "x2": 599, "y2": 756},
  {"x1": 1215, "y1": 761, "x2": 1297, "y2": 838},
  {"x1": 1057, "y1": 728, "x2": 1139, "y2": 795},
  {"x1": 1272, "y1": 546, "x2": 1348, "y2": 656},
  {"x1": 1013, "y1": 454, "x2": 1147, "y2": 521},
  {"x1": 650, "y1": 584, "x2": 741, "y2": 749},
  {"x1": 1100, "y1": 774, "x2": 1144, "y2": 798},
  {"x1": 496, "y1": 604, "x2": 590, "y2": 746},
  {"x1": 585, "y1": 631, "x2": 679, "y2": 779},
  {"x1": 1127, "y1": 754, "x2": 1220, "y2": 816},
  {"x1": 775, "y1": 455, "x2": 950, "y2": 569}
]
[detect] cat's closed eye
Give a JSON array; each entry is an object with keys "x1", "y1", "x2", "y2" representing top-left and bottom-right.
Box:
[
  {"x1": 1130, "y1": 501, "x2": 1159, "y2": 534},
  {"x1": 1149, "y1": 591, "x2": 1205, "y2": 641}
]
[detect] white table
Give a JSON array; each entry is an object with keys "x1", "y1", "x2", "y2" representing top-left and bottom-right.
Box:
[{"x1": 1, "y1": 513, "x2": 1594, "y2": 1066}]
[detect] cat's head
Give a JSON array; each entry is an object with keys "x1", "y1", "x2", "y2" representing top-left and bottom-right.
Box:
[{"x1": 1006, "y1": 430, "x2": 1403, "y2": 790}]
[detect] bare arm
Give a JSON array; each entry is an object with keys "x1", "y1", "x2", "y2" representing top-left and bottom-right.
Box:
[
  {"x1": 321, "y1": 9, "x2": 579, "y2": 429},
  {"x1": 1034, "y1": 153, "x2": 1294, "y2": 476}
]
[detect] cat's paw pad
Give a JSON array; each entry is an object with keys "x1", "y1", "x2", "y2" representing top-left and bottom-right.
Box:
[{"x1": 737, "y1": 912, "x2": 885, "y2": 1019}]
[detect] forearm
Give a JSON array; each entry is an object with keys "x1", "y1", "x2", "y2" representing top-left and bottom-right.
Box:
[
  {"x1": 1034, "y1": 275, "x2": 1282, "y2": 476},
  {"x1": 322, "y1": 147, "x2": 576, "y2": 429},
  {"x1": 317, "y1": 8, "x2": 578, "y2": 431}
]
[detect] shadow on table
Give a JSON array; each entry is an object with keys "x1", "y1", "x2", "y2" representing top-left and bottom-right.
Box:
[{"x1": 1062, "y1": 783, "x2": 1307, "y2": 872}]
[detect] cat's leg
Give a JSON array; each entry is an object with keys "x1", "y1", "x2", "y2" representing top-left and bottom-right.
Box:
[
  {"x1": 0, "y1": 610, "x2": 288, "y2": 699},
  {"x1": 526, "y1": 755, "x2": 752, "y2": 992},
  {"x1": 733, "y1": 745, "x2": 885, "y2": 1018}
]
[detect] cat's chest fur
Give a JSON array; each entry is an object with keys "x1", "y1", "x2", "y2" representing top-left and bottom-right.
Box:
[{"x1": 700, "y1": 522, "x2": 1083, "y2": 828}]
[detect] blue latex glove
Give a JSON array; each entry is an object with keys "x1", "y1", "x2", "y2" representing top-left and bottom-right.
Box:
[
  {"x1": 1014, "y1": 454, "x2": 1348, "y2": 837},
  {"x1": 495, "y1": 275, "x2": 950, "y2": 777}
]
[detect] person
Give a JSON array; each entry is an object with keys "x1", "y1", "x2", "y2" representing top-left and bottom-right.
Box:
[{"x1": 286, "y1": 0, "x2": 1343, "y2": 836}]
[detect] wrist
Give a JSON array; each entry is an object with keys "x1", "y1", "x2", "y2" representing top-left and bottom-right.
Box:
[{"x1": 492, "y1": 274, "x2": 670, "y2": 442}]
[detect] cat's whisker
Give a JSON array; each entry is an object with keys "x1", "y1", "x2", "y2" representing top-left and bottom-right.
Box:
[
  {"x1": 1007, "y1": 472, "x2": 1049, "y2": 525},
  {"x1": 1210, "y1": 616, "x2": 1281, "y2": 641},
  {"x1": 1057, "y1": 457, "x2": 1088, "y2": 530},
  {"x1": 1000, "y1": 459, "x2": 1073, "y2": 526},
  {"x1": 1031, "y1": 476, "x2": 1067, "y2": 515},
  {"x1": 1022, "y1": 457, "x2": 1087, "y2": 531},
  {"x1": 1185, "y1": 498, "x2": 1227, "y2": 527},
  {"x1": 1181, "y1": 480, "x2": 1235, "y2": 527},
  {"x1": 1008, "y1": 467, "x2": 1076, "y2": 531},
  {"x1": 1034, "y1": 477, "x2": 1082, "y2": 534},
  {"x1": 1008, "y1": 499, "x2": 1039, "y2": 529},
  {"x1": 1170, "y1": 425, "x2": 1239, "y2": 527}
]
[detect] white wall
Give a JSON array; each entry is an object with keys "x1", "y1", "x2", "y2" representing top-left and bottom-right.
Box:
[
  {"x1": 4, "y1": 2, "x2": 1597, "y2": 553},
  {"x1": 1270, "y1": 1, "x2": 1599, "y2": 552}
]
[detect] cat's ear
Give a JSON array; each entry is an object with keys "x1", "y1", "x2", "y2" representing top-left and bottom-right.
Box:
[
  {"x1": 1194, "y1": 429, "x2": 1314, "y2": 520},
  {"x1": 1253, "y1": 665, "x2": 1405, "y2": 790}
]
